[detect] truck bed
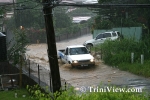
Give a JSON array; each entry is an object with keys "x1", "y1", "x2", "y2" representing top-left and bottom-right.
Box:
[
  {"x1": 58, "y1": 49, "x2": 65, "y2": 53},
  {"x1": 57, "y1": 49, "x2": 65, "y2": 59}
]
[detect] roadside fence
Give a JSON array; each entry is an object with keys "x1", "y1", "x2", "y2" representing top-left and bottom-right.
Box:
[
  {"x1": 21, "y1": 58, "x2": 71, "y2": 92},
  {"x1": 0, "y1": 58, "x2": 71, "y2": 92}
]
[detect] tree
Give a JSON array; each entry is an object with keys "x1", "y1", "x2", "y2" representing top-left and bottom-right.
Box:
[
  {"x1": 53, "y1": 7, "x2": 72, "y2": 29},
  {"x1": 7, "y1": 28, "x2": 28, "y2": 87},
  {"x1": 92, "y1": 0, "x2": 150, "y2": 30}
]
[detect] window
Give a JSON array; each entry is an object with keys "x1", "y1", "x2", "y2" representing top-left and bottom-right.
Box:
[
  {"x1": 104, "y1": 33, "x2": 111, "y2": 38},
  {"x1": 70, "y1": 47, "x2": 89, "y2": 55},
  {"x1": 112, "y1": 32, "x2": 117, "y2": 36},
  {"x1": 96, "y1": 33, "x2": 104, "y2": 39},
  {"x1": 70, "y1": 48, "x2": 76, "y2": 55}
]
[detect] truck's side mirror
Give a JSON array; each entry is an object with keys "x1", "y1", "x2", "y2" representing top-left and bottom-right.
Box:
[{"x1": 65, "y1": 48, "x2": 68, "y2": 55}]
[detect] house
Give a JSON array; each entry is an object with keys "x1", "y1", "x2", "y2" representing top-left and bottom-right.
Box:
[
  {"x1": 72, "y1": 16, "x2": 91, "y2": 23},
  {"x1": 0, "y1": 0, "x2": 15, "y2": 31},
  {"x1": 0, "y1": 0, "x2": 14, "y2": 4}
]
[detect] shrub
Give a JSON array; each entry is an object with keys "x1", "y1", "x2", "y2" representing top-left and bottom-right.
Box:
[
  {"x1": 99, "y1": 38, "x2": 138, "y2": 65},
  {"x1": 26, "y1": 85, "x2": 149, "y2": 100},
  {"x1": 94, "y1": 36, "x2": 150, "y2": 77},
  {"x1": 99, "y1": 37, "x2": 150, "y2": 65}
]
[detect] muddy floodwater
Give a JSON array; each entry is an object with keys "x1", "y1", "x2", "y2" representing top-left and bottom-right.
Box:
[{"x1": 26, "y1": 34, "x2": 150, "y2": 93}]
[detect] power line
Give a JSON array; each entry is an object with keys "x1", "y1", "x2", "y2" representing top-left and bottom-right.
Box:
[
  {"x1": 54, "y1": 4, "x2": 150, "y2": 8},
  {"x1": 14, "y1": 3, "x2": 42, "y2": 10},
  {"x1": 0, "y1": 0, "x2": 42, "y2": 10},
  {"x1": 0, "y1": 0, "x2": 31, "y2": 6}
]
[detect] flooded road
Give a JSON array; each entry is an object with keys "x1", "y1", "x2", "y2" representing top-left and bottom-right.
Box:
[
  {"x1": 59, "y1": 61, "x2": 150, "y2": 93},
  {"x1": 26, "y1": 33, "x2": 150, "y2": 93}
]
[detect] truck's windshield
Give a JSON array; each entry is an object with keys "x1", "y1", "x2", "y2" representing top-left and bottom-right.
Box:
[{"x1": 70, "y1": 47, "x2": 89, "y2": 55}]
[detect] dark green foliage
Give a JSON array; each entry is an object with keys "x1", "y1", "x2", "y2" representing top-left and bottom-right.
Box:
[
  {"x1": 26, "y1": 85, "x2": 149, "y2": 100},
  {"x1": 99, "y1": 38, "x2": 137, "y2": 65},
  {"x1": 55, "y1": 23, "x2": 88, "y2": 36},
  {"x1": 7, "y1": 29, "x2": 28, "y2": 65},
  {"x1": 0, "y1": 88, "x2": 31, "y2": 100},
  {"x1": 118, "y1": 61, "x2": 150, "y2": 77},
  {"x1": 94, "y1": 19, "x2": 114, "y2": 29},
  {"x1": 94, "y1": 34, "x2": 150, "y2": 77},
  {"x1": 99, "y1": 35, "x2": 150, "y2": 66},
  {"x1": 54, "y1": 7, "x2": 72, "y2": 29},
  {"x1": 93, "y1": 0, "x2": 150, "y2": 31},
  {"x1": 26, "y1": 84, "x2": 51, "y2": 99}
]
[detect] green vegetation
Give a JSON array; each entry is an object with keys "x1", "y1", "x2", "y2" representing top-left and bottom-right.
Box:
[
  {"x1": 26, "y1": 84, "x2": 49, "y2": 100},
  {"x1": 56, "y1": 90, "x2": 148, "y2": 100},
  {"x1": 54, "y1": 7, "x2": 72, "y2": 29},
  {"x1": 25, "y1": 84, "x2": 149, "y2": 100},
  {"x1": 54, "y1": 7, "x2": 94, "y2": 36},
  {"x1": 1, "y1": 85, "x2": 149, "y2": 100},
  {"x1": 3, "y1": 1, "x2": 150, "y2": 99},
  {"x1": 26, "y1": 84, "x2": 148, "y2": 100},
  {"x1": 0, "y1": 88, "x2": 31, "y2": 100},
  {"x1": 7, "y1": 28, "x2": 28, "y2": 65},
  {"x1": 7, "y1": 28, "x2": 28, "y2": 88},
  {"x1": 118, "y1": 61, "x2": 150, "y2": 77},
  {"x1": 92, "y1": 0, "x2": 150, "y2": 32},
  {"x1": 6, "y1": 1, "x2": 94, "y2": 41},
  {"x1": 93, "y1": 34, "x2": 150, "y2": 77}
]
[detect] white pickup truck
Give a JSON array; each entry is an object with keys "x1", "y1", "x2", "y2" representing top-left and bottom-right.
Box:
[{"x1": 57, "y1": 45, "x2": 95, "y2": 67}]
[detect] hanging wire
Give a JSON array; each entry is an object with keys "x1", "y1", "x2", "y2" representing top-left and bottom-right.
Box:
[{"x1": 14, "y1": 3, "x2": 42, "y2": 10}]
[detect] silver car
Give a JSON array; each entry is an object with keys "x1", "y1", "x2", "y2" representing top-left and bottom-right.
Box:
[{"x1": 83, "y1": 31, "x2": 121, "y2": 49}]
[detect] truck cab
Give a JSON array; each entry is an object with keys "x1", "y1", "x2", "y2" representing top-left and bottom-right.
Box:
[{"x1": 58, "y1": 45, "x2": 95, "y2": 67}]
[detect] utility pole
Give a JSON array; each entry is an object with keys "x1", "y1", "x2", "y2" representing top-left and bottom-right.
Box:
[{"x1": 42, "y1": 0, "x2": 61, "y2": 93}]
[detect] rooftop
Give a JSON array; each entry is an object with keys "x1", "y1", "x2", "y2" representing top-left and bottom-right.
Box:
[
  {"x1": 67, "y1": 45, "x2": 85, "y2": 48},
  {"x1": 0, "y1": 0, "x2": 15, "y2": 4},
  {"x1": 72, "y1": 16, "x2": 91, "y2": 23}
]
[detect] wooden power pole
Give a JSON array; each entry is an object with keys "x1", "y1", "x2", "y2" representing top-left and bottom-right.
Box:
[{"x1": 42, "y1": 0, "x2": 61, "y2": 92}]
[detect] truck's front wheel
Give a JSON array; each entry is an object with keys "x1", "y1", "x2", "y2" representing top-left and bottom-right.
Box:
[{"x1": 69, "y1": 62, "x2": 75, "y2": 68}]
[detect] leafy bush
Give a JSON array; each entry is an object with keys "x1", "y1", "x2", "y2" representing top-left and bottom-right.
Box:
[
  {"x1": 98, "y1": 36, "x2": 150, "y2": 66},
  {"x1": 93, "y1": 35, "x2": 150, "y2": 77},
  {"x1": 99, "y1": 38, "x2": 137, "y2": 65},
  {"x1": 26, "y1": 84, "x2": 52, "y2": 100},
  {"x1": 7, "y1": 29, "x2": 28, "y2": 65},
  {"x1": 94, "y1": 19, "x2": 114, "y2": 29},
  {"x1": 26, "y1": 85, "x2": 149, "y2": 100}
]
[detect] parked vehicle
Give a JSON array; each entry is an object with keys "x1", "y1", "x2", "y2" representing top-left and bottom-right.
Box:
[
  {"x1": 83, "y1": 31, "x2": 121, "y2": 48},
  {"x1": 82, "y1": 0, "x2": 98, "y2": 4},
  {"x1": 57, "y1": 45, "x2": 95, "y2": 67}
]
